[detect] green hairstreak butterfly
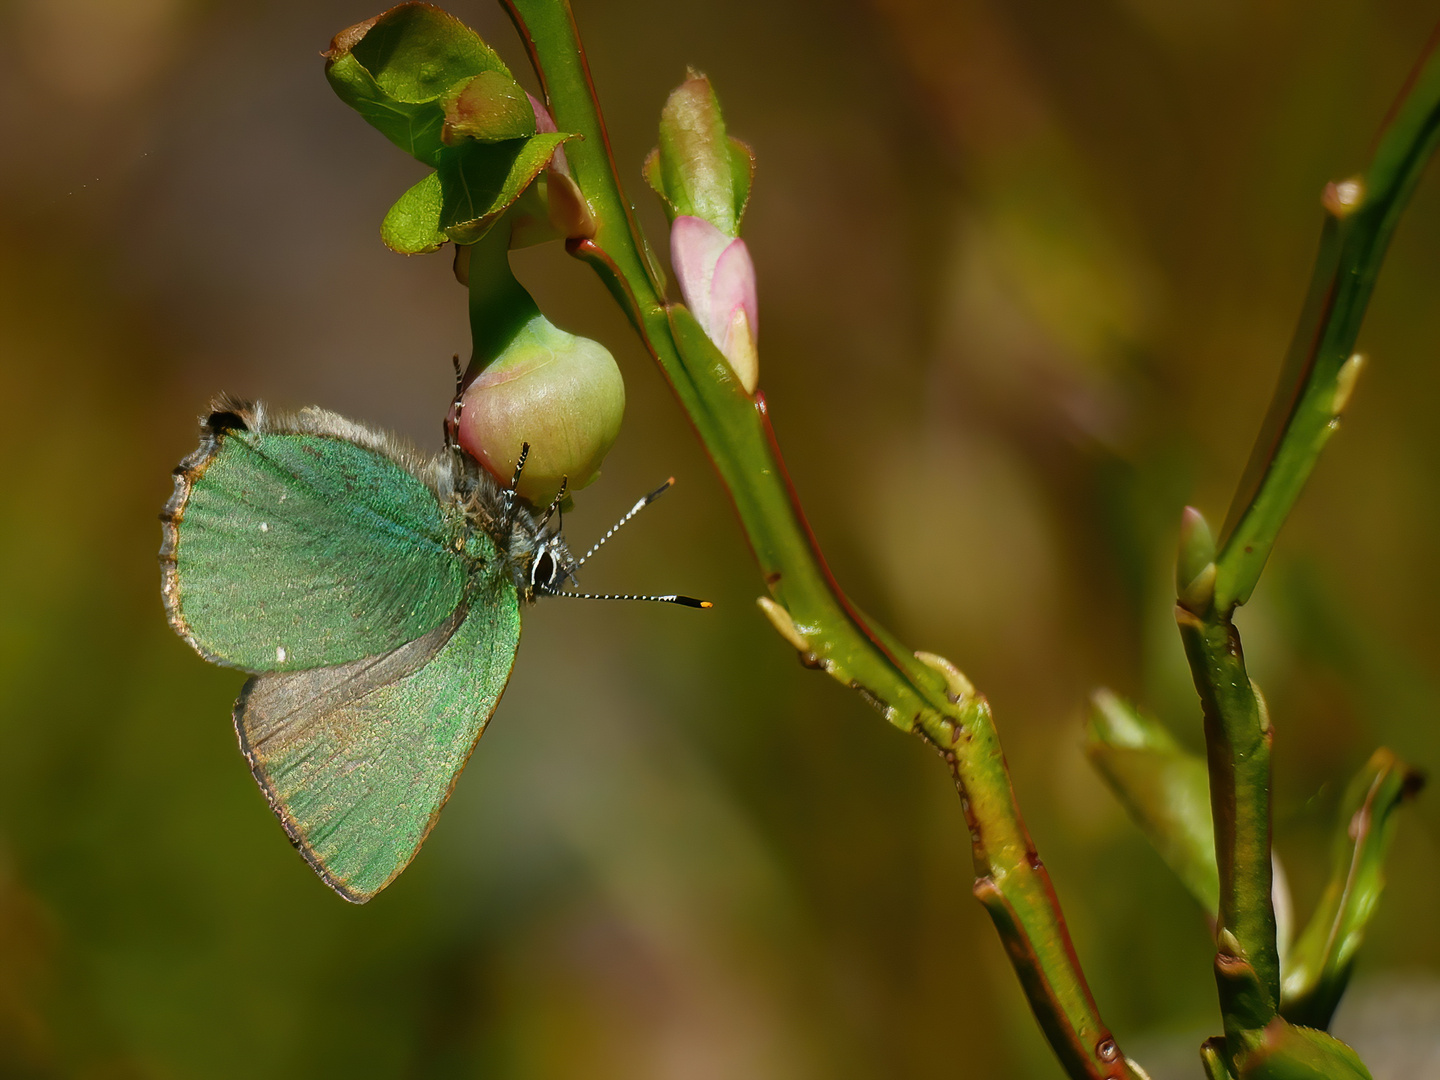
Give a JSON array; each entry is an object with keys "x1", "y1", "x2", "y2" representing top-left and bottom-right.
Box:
[{"x1": 160, "y1": 397, "x2": 706, "y2": 902}]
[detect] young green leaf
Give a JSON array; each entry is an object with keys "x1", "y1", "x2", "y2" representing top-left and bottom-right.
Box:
[
  {"x1": 1086, "y1": 690, "x2": 1220, "y2": 915},
  {"x1": 327, "y1": 4, "x2": 571, "y2": 249},
  {"x1": 1280, "y1": 748, "x2": 1424, "y2": 1029},
  {"x1": 325, "y1": 3, "x2": 515, "y2": 166},
  {"x1": 438, "y1": 133, "x2": 573, "y2": 244},
  {"x1": 381, "y1": 172, "x2": 447, "y2": 254},
  {"x1": 1234, "y1": 1020, "x2": 1372, "y2": 1079}
]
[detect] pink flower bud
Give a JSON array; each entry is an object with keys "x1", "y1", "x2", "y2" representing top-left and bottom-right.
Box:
[
  {"x1": 457, "y1": 315, "x2": 625, "y2": 505},
  {"x1": 670, "y1": 215, "x2": 759, "y2": 393}
]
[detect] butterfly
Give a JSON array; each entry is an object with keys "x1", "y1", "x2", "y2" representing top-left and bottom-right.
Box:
[{"x1": 160, "y1": 397, "x2": 705, "y2": 902}]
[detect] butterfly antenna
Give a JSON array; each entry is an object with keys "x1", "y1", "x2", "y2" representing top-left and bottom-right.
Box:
[
  {"x1": 509, "y1": 443, "x2": 530, "y2": 489},
  {"x1": 443, "y1": 355, "x2": 465, "y2": 451},
  {"x1": 577, "y1": 477, "x2": 675, "y2": 568},
  {"x1": 545, "y1": 589, "x2": 712, "y2": 609},
  {"x1": 503, "y1": 442, "x2": 531, "y2": 521},
  {"x1": 538, "y1": 475, "x2": 569, "y2": 529}
]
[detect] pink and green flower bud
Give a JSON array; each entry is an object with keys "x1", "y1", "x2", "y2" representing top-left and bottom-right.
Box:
[
  {"x1": 458, "y1": 314, "x2": 625, "y2": 506},
  {"x1": 671, "y1": 215, "x2": 759, "y2": 392},
  {"x1": 646, "y1": 73, "x2": 759, "y2": 391}
]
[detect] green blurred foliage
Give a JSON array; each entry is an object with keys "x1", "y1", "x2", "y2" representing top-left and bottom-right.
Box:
[{"x1": 1, "y1": 0, "x2": 1439, "y2": 1077}]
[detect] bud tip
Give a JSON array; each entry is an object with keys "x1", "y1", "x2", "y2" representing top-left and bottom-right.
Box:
[
  {"x1": 1177, "y1": 506, "x2": 1217, "y2": 612},
  {"x1": 1322, "y1": 176, "x2": 1365, "y2": 218}
]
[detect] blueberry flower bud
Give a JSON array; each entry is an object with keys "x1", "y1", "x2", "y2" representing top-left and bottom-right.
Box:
[
  {"x1": 670, "y1": 215, "x2": 758, "y2": 392},
  {"x1": 645, "y1": 72, "x2": 759, "y2": 391},
  {"x1": 458, "y1": 314, "x2": 625, "y2": 505},
  {"x1": 644, "y1": 71, "x2": 753, "y2": 234}
]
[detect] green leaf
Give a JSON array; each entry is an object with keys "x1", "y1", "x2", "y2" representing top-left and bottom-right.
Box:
[
  {"x1": 1280, "y1": 748, "x2": 1424, "y2": 1028},
  {"x1": 1086, "y1": 689, "x2": 1220, "y2": 914},
  {"x1": 1235, "y1": 1020, "x2": 1372, "y2": 1079},
  {"x1": 729, "y1": 136, "x2": 756, "y2": 229},
  {"x1": 345, "y1": 3, "x2": 510, "y2": 100},
  {"x1": 381, "y1": 171, "x2": 446, "y2": 254},
  {"x1": 376, "y1": 134, "x2": 575, "y2": 252},
  {"x1": 326, "y1": 52, "x2": 449, "y2": 165},
  {"x1": 324, "y1": 3, "x2": 518, "y2": 167},
  {"x1": 437, "y1": 133, "x2": 573, "y2": 244}
]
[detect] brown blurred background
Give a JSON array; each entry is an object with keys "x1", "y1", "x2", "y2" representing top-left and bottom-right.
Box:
[{"x1": 2, "y1": 0, "x2": 1440, "y2": 1076}]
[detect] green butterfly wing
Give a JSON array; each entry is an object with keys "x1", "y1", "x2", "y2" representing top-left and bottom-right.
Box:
[
  {"x1": 235, "y1": 554, "x2": 521, "y2": 903},
  {"x1": 161, "y1": 404, "x2": 468, "y2": 672}
]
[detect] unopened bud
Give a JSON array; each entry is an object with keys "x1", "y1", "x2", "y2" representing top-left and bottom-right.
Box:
[
  {"x1": 671, "y1": 215, "x2": 759, "y2": 392},
  {"x1": 443, "y1": 70, "x2": 536, "y2": 144},
  {"x1": 1322, "y1": 176, "x2": 1365, "y2": 218},
  {"x1": 457, "y1": 314, "x2": 625, "y2": 505},
  {"x1": 1176, "y1": 506, "x2": 1216, "y2": 613},
  {"x1": 644, "y1": 71, "x2": 753, "y2": 234}
]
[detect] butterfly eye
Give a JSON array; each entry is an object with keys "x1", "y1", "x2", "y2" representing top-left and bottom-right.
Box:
[{"x1": 532, "y1": 550, "x2": 557, "y2": 590}]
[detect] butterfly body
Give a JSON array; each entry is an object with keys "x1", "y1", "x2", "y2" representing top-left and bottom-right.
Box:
[{"x1": 160, "y1": 398, "x2": 575, "y2": 902}]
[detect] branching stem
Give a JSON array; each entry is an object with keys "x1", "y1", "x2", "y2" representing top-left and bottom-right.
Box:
[
  {"x1": 503, "y1": 0, "x2": 1141, "y2": 1075},
  {"x1": 1182, "y1": 22, "x2": 1440, "y2": 1068}
]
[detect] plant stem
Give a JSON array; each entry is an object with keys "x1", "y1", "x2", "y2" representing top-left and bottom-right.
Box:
[
  {"x1": 1215, "y1": 26, "x2": 1440, "y2": 612},
  {"x1": 503, "y1": 1, "x2": 1142, "y2": 1076},
  {"x1": 1177, "y1": 607, "x2": 1278, "y2": 1054},
  {"x1": 1179, "y1": 22, "x2": 1440, "y2": 1067},
  {"x1": 464, "y1": 219, "x2": 542, "y2": 378}
]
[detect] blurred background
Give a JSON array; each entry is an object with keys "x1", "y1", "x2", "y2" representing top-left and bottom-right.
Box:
[{"x1": 2, "y1": 0, "x2": 1440, "y2": 1076}]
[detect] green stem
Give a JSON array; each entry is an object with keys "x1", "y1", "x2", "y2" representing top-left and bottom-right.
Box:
[
  {"x1": 1215, "y1": 26, "x2": 1440, "y2": 612},
  {"x1": 1177, "y1": 607, "x2": 1278, "y2": 1057},
  {"x1": 1179, "y1": 22, "x2": 1440, "y2": 1066},
  {"x1": 464, "y1": 219, "x2": 542, "y2": 378},
  {"x1": 503, "y1": 1, "x2": 1141, "y2": 1076}
]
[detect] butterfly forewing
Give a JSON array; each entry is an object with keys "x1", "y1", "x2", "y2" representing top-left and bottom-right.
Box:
[
  {"x1": 235, "y1": 551, "x2": 521, "y2": 903},
  {"x1": 163, "y1": 409, "x2": 468, "y2": 673}
]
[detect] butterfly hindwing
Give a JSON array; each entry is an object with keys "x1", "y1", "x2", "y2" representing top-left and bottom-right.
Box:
[
  {"x1": 162, "y1": 404, "x2": 468, "y2": 673},
  {"x1": 235, "y1": 564, "x2": 522, "y2": 903}
]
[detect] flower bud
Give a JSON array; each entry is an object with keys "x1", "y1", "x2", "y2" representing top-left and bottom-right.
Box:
[
  {"x1": 645, "y1": 73, "x2": 760, "y2": 392},
  {"x1": 644, "y1": 71, "x2": 753, "y2": 234},
  {"x1": 457, "y1": 314, "x2": 625, "y2": 505},
  {"x1": 442, "y1": 70, "x2": 536, "y2": 144},
  {"x1": 671, "y1": 215, "x2": 758, "y2": 392},
  {"x1": 1176, "y1": 506, "x2": 1216, "y2": 614}
]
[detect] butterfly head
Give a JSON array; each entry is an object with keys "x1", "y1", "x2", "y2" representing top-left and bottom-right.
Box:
[
  {"x1": 526, "y1": 529, "x2": 578, "y2": 597},
  {"x1": 453, "y1": 440, "x2": 709, "y2": 610}
]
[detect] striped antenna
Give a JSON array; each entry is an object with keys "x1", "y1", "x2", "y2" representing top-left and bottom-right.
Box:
[
  {"x1": 539, "y1": 475, "x2": 569, "y2": 529},
  {"x1": 508, "y1": 442, "x2": 530, "y2": 490},
  {"x1": 577, "y1": 477, "x2": 674, "y2": 567},
  {"x1": 544, "y1": 590, "x2": 712, "y2": 609},
  {"x1": 502, "y1": 442, "x2": 531, "y2": 522}
]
